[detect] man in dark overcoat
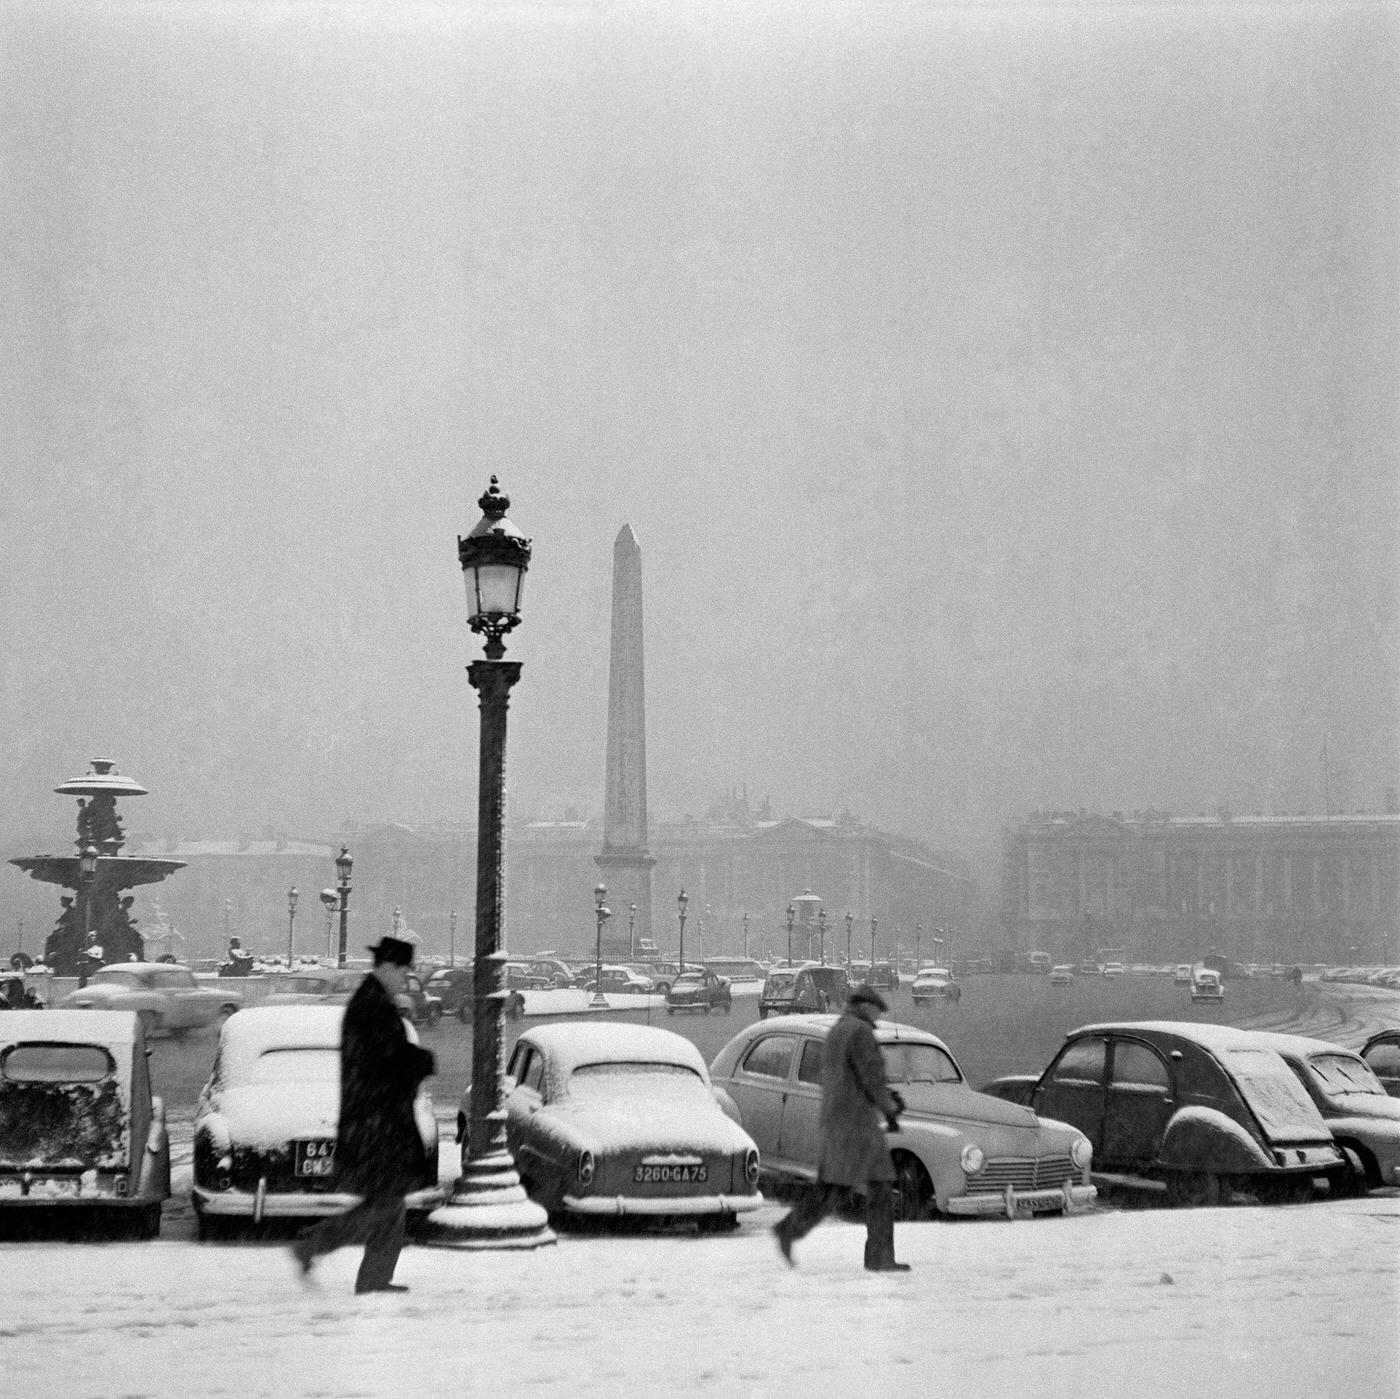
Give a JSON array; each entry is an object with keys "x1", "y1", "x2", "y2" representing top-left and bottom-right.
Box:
[
  {"x1": 773, "y1": 982, "x2": 909, "y2": 1272},
  {"x1": 292, "y1": 934, "x2": 435, "y2": 1293}
]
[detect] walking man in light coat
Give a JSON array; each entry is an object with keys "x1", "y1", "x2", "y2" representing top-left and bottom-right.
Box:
[{"x1": 773, "y1": 981, "x2": 909, "y2": 1272}]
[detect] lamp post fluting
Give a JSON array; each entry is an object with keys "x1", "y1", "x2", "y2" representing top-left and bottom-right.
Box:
[
  {"x1": 915, "y1": 923, "x2": 922, "y2": 970},
  {"x1": 677, "y1": 889, "x2": 688, "y2": 972},
  {"x1": 628, "y1": 903, "x2": 637, "y2": 960},
  {"x1": 422, "y1": 476, "x2": 552, "y2": 1251},
  {"x1": 818, "y1": 908, "x2": 827, "y2": 964},
  {"x1": 785, "y1": 903, "x2": 795, "y2": 965},
  {"x1": 742, "y1": 912, "x2": 749, "y2": 959},
  {"x1": 591, "y1": 884, "x2": 611, "y2": 1007},
  {"x1": 845, "y1": 910, "x2": 853, "y2": 969},
  {"x1": 870, "y1": 915, "x2": 878, "y2": 969},
  {"x1": 286, "y1": 886, "x2": 298, "y2": 968},
  {"x1": 334, "y1": 846, "x2": 352, "y2": 967},
  {"x1": 449, "y1": 909, "x2": 457, "y2": 967}
]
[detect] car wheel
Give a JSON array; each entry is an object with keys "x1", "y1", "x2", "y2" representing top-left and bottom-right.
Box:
[
  {"x1": 666, "y1": 1006, "x2": 676, "y2": 1015},
  {"x1": 892, "y1": 1153, "x2": 933, "y2": 1222},
  {"x1": 655, "y1": 982, "x2": 670, "y2": 997},
  {"x1": 458, "y1": 1002, "x2": 471, "y2": 1024},
  {"x1": 138, "y1": 1203, "x2": 162, "y2": 1240},
  {"x1": 722, "y1": 996, "x2": 732, "y2": 1012},
  {"x1": 702, "y1": 1003, "x2": 711, "y2": 1015},
  {"x1": 1166, "y1": 1169, "x2": 1222, "y2": 1208},
  {"x1": 758, "y1": 1007, "x2": 768, "y2": 1019},
  {"x1": 1332, "y1": 1147, "x2": 1373, "y2": 1198}
]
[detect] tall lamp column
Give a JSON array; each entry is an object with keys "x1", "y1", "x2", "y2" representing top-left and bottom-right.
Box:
[
  {"x1": 334, "y1": 847, "x2": 353, "y2": 967},
  {"x1": 742, "y1": 912, "x2": 749, "y2": 959},
  {"x1": 677, "y1": 889, "x2": 688, "y2": 972},
  {"x1": 870, "y1": 915, "x2": 878, "y2": 970},
  {"x1": 423, "y1": 475, "x2": 553, "y2": 1250},
  {"x1": 591, "y1": 885, "x2": 611, "y2": 1007},
  {"x1": 818, "y1": 908, "x2": 827, "y2": 965},
  {"x1": 76, "y1": 844, "x2": 98, "y2": 989},
  {"x1": 286, "y1": 887, "x2": 298, "y2": 968},
  {"x1": 786, "y1": 903, "x2": 795, "y2": 964},
  {"x1": 845, "y1": 910, "x2": 853, "y2": 969},
  {"x1": 628, "y1": 903, "x2": 637, "y2": 960}
]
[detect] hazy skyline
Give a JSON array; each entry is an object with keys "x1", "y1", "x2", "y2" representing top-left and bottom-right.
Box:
[{"x1": 3, "y1": 0, "x2": 1396, "y2": 904}]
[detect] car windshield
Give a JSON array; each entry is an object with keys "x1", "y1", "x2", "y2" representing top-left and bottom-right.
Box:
[
  {"x1": 276, "y1": 977, "x2": 330, "y2": 995},
  {"x1": 246, "y1": 1048, "x2": 340, "y2": 1085},
  {"x1": 1221, "y1": 1047, "x2": 1326, "y2": 1136},
  {"x1": 88, "y1": 970, "x2": 143, "y2": 989},
  {"x1": 1306, "y1": 1053, "x2": 1385, "y2": 1097},
  {"x1": 566, "y1": 1062, "x2": 709, "y2": 1106},
  {"x1": 882, "y1": 1043, "x2": 961, "y2": 1085},
  {"x1": 2, "y1": 1044, "x2": 114, "y2": 1083},
  {"x1": 764, "y1": 973, "x2": 797, "y2": 997}
]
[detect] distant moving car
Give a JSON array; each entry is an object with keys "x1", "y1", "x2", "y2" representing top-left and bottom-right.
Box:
[
  {"x1": 911, "y1": 968, "x2": 961, "y2": 1004},
  {"x1": 0, "y1": 1010, "x2": 169, "y2": 1237},
  {"x1": 665, "y1": 969, "x2": 733, "y2": 1015},
  {"x1": 423, "y1": 966, "x2": 474, "y2": 1020},
  {"x1": 700, "y1": 957, "x2": 765, "y2": 985},
  {"x1": 1247, "y1": 1032, "x2": 1400, "y2": 1196},
  {"x1": 1049, "y1": 965, "x2": 1075, "y2": 987},
  {"x1": 1101, "y1": 962, "x2": 1126, "y2": 980},
  {"x1": 395, "y1": 972, "x2": 443, "y2": 1028},
  {"x1": 758, "y1": 964, "x2": 849, "y2": 1018},
  {"x1": 579, "y1": 965, "x2": 655, "y2": 996},
  {"x1": 520, "y1": 958, "x2": 577, "y2": 989},
  {"x1": 60, "y1": 962, "x2": 242, "y2": 1037},
  {"x1": 1360, "y1": 1030, "x2": 1400, "y2": 1098},
  {"x1": 981, "y1": 1021, "x2": 1343, "y2": 1206},
  {"x1": 1174, "y1": 964, "x2": 1193, "y2": 985},
  {"x1": 473, "y1": 1022, "x2": 762, "y2": 1226},
  {"x1": 711, "y1": 1015, "x2": 1095, "y2": 1221},
  {"x1": 192, "y1": 1005, "x2": 442, "y2": 1237},
  {"x1": 1190, "y1": 968, "x2": 1224, "y2": 1004},
  {"x1": 262, "y1": 969, "x2": 364, "y2": 1007}
]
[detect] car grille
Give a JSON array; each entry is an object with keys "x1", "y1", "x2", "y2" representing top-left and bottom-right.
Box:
[{"x1": 966, "y1": 1154, "x2": 1077, "y2": 1194}]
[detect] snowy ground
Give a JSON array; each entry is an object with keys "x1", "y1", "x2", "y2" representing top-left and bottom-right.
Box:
[{"x1": 5, "y1": 1185, "x2": 1396, "y2": 1398}]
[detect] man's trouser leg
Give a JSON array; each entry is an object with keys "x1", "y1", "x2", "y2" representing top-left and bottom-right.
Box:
[
  {"x1": 298, "y1": 1196, "x2": 376, "y2": 1264},
  {"x1": 777, "y1": 1181, "x2": 843, "y2": 1248},
  {"x1": 864, "y1": 1180, "x2": 897, "y2": 1270},
  {"x1": 353, "y1": 1197, "x2": 407, "y2": 1292}
]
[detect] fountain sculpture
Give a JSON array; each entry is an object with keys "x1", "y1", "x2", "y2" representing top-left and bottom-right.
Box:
[{"x1": 9, "y1": 759, "x2": 186, "y2": 975}]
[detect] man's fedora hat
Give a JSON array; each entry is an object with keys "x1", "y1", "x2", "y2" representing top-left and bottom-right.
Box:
[{"x1": 367, "y1": 932, "x2": 419, "y2": 966}]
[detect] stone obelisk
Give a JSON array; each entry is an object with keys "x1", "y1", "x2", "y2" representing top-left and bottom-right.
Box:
[{"x1": 595, "y1": 524, "x2": 656, "y2": 956}]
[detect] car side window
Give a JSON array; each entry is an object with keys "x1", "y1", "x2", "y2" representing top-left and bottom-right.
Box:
[
  {"x1": 506, "y1": 1044, "x2": 528, "y2": 1084},
  {"x1": 1109, "y1": 1041, "x2": 1169, "y2": 1091},
  {"x1": 155, "y1": 970, "x2": 195, "y2": 989},
  {"x1": 796, "y1": 1039, "x2": 824, "y2": 1085},
  {"x1": 742, "y1": 1036, "x2": 796, "y2": 1081},
  {"x1": 1364, "y1": 1041, "x2": 1400, "y2": 1078},
  {"x1": 521, "y1": 1051, "x2": 546, "y2": 1095},
  {"x1": 1049, "y1": 1037, "x2": 1108, "y2": 1085}
]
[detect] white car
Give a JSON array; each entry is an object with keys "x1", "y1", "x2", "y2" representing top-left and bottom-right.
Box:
[
  {"x1": 579, "y1": 965, "x2": 655, "y2": 995},
  {"x1": 191, "y1": 1005, "x2": 443, "y2": 1237},
  {"x1": 1101, "y1": 962, "x2": 1126, "y2": 980},
  {"x1": 60, "y1": 962, "x2": 242, "y2": 1037},
  {"x1": 1174, "y1": 964, "x2": 1193, "y2": 985},
  {"x1": 911, "y1": 968, "x2": 960, "y2": 1003},
  {"x1": 1049, "y1": 965, "x2": 1075, "y2": 986}
]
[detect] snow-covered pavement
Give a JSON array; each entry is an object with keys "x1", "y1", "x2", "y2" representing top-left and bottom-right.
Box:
[{"x1": 6, "y1": 1192, "x2": 1395, "y2": 1398}]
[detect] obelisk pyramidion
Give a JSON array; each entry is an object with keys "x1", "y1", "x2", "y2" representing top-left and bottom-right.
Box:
[{"x1": 595, "y1": 524, "x2": 656, "y2": 956}]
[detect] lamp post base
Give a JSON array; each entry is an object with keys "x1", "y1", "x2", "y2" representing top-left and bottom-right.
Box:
[
  {"x1": 589, "y1": 992, "x2": 609, "y2": 1008},
  {"x1": 418, "y1": 1150, "x2": 555, "y2": 1250}
]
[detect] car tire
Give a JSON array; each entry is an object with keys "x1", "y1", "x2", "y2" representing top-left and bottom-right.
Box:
[
  {"x1": 702, "y1": 1003, "x2": 711, "y2": 1015},
  {"x1": 458, "y1": 1002, "x2": 471, "y2": 1024},
  {"x1": 892, "y1": 1153, "x2": 933, "y2": 1222},
  {"x1": 666, "y1": 1006, "x2": 676, "y2": 1015},
  {"x1": 721, "y1": 996, "x2": 732, "y2": 1012},
  {"x1": 1332, "y1": 1146, "x2": 1373, "y2": 1198},
  {"x1": 655, "y1": 982, "x2": 670, "y2": 997},
  {"x1": 138, "y1": 1203, "x2": 162, "y2": 1240},
  {"x1": 1166, "y1": 1169, "x2": 1222, "y2": 1208},
  {"x1": 758, "y1": 1007, "x2": 768, "y2": 1019}
]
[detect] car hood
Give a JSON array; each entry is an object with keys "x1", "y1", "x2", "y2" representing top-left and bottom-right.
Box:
[
  {"x1": 903, "y1": 1082, "x2": 1043, "y2": 1136},
  {"x1": 532, "y1": 1096, "x2": 754, "y2": 1156}
]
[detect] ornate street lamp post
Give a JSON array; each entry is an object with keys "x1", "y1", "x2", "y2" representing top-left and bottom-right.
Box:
[
  {"x1": 423, "y1": 476, "x2": 552, "y2": 1251},
  {"x1": 76, "y1": 844, "x2": 98, "y2": 989},
  {"x1": 845, "y1": 910, "x2": 853, "y2": 968},
  {"x1": 742, "y1": 912, "x2": 749, "y2": 959},
  {"x1": 785, "y1": 903, "x2": 795, "y2": 964},
  {"x1": 591, "y1": 884, "x2": 611, "y2": 1007},
  {"x1": 628, "y1": 903, "x2": 637, "y2": 960},
  {"x1": 286, "y1": 886, "x2": 298, "y2": 968},
  {"x1": 870, "y1": 915, "x2": 878, "y2": 969},
  {"x1": 818, "y1": 908, "x2": 827, "y2": 965},
  {"x1": 334, "y1": 846, "x2": 353, "y2": 967},
  {"x1": 915, "y1": 923, "x2": 922, "y2": 970},
  {"x1": 449, "y1": 908, "x2": 457, "y2": 967},
  {"x1": 677, "y1": 889, "x2": 689, "y2": 972}
]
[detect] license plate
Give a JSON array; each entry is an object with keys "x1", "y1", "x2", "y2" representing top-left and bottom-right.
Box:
[
  {"x1": 633, "y1": 1162, "x2": 707, "y2": 1184},
  {"x1": 293, "y1": 1140, "x2": 336, "y2": 1177}
]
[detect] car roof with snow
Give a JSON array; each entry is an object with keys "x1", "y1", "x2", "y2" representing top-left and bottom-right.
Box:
[
  {"x1": 1070, "y1": 1021, "x2": 1274, "y2": 1053},
  {"x1": 1243, "y1": 1031, "x2": 1369, "y2": 1062},
  {"x1": 214, "y1": 1003, "x2": 422, "y2": 1081},
  {"x1": 519, "y1": 1022, "x2": 709, "y2": 1093},
  {"x1": 0, "y1": 1008, "x2": 140, "y2": 1050}
]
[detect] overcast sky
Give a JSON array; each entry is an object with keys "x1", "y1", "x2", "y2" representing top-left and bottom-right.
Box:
[{"x1": 2, "y1": 0, "x2": 1395, "y2": 889}]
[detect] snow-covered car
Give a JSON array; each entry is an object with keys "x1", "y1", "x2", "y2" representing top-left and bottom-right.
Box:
[
  {"x1": 1049, "y1": 965, "x2": 1075, "y2": 987},
  {"x1": 191, "y1": 1005, "x2": 442, "y2": 1237},
  {"x1": 981, "y1": 1021, "x2": 1343, "y2": 1206},
  {"x1": 1190, "y1": 968, "x2": 1224, "y2": 1004},
  {"x1": 758, "y1": 964, "x2": 849, "y2": 1018},
  {"x1": 1360, "y1": 1030, "x2": 1400, "y2": 1098},
  {"x1": 1174, "y1": 964, "x2": 1193, "y2": 985},
  {"x1": 1101, "y1": 962, "x2": 1126, "y2": 980},
  {"x1": 261, "y1": 969, "x2": 363, "y2": 1007},
  {"x1": 59, "y1": 962, "x2": 242, "y2": 1037},
  {"x1": 578, "y1": 965, "x2": 654, "y2": 996},
  {"x1": 911, "y1": 968, "x2": 961, "y2": 1004},
  {"x1": 0, "y1": 1010, "x2": 169, "y2": 1237},
  {"x1": 665, "y1": 969, "x2": 733, "y2": 1015},
  {"x1": 465, "y1": 1022, "x2": 762, "y2": 1226},
  {"x1": 1248, "y1": 1032, "x2": 1400, "y2": 1195},
  {"x1": 520, "y1": 957, "x2": 577, "y2": 989},
  {"x1": 711, "y1": 1015, "x2": 1095, "y2": 1221},
  {"x1": 424, "y1": 966, "x2": 475, "y2": 1020}
]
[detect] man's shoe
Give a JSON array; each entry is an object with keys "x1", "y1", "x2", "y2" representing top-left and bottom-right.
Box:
[
  {"x1": 355, "y1": 1282, "x2": 410, "y2": 1294},
  {"x1": 290, "y1": 1240, "x2": 314, "y2": 1279},
  {"x1": 772, "y1": 1223, "x2": 794, "y2": 1267},
  {"x1": 865, "y1": 1261, "x2": 911, "y2": 1273}
]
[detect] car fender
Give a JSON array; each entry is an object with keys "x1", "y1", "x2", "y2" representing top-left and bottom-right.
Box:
[
  {"x1": 711, "y1": 1084, "x2": 744, "y2": 1128},
  {"x1": 1326, "y1": 1113, "x2": 1400, "y2": 1178},
  {"x1": 196, "y1": 1110, "x2": 232, "y2": 1160},
  {"x1": 139, "y1": 1098, "x2": 172, "y2": 1200},
  {"x1": 1159, "y1": 1106, "x2": 1273, "y2": 1174},
  {"x1": 893, "y1": 1118, "x2": 980, "y2": 1212}
]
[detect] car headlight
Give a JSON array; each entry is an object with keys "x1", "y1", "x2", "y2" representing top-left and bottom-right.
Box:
[
  {"x1": 577, "y1": 1150, "x2": 595, "y2": 1186},
  {"x1": 744, "y1": 1148, "x2": 760, "y2": 1187},
  {"x1": 1070, "y1": 1136, "x2": 1093, "y2": 1170},
  {"x1": 960, "y1": 1144, "x2": 985, "y2": 1176}
]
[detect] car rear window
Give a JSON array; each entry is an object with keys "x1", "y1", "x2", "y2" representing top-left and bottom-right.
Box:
[
  {"x1": 764, "y1": 973, "x2": 797, "y2": 997},
  {"x1": 1222, "y1": 1048, "x2": 1327, "y2": 1136},
  {"x1": 1306, "y1": 1053, "x2": 1384, "y2": 1097},
  {"x1": 567, "y1": 1062, "x2": 709, "y2": 1106},
  {"x1": 2, "y1": 1044, "x2": 115, "y2": 1083},
  {"x1": 248, "y1": 1049, "x2": 340, "y2": 1085}
]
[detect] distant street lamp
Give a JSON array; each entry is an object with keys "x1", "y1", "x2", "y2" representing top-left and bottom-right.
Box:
[
  {"x1": 677, "y1": 889, "x2": 689, "y2": 972},
  {"x1": 320, "y1": 889, "x2": 338, "y2": 960},
  {"x1": 334, "y1": 846, "x2": 353, "y2": 967},
  {"x1": 591, "y1": 884, "x2": 611, "y2": 1007},
  {"x1": 870, "y1": 915, "x2": 878, "y2": 969},
  {"x1": 915, "y1": 923, "x2": 922, "y2": 970},
  {"x1": 742, "y1": 912, "x2": 750, "y2": 959},
  {"x1": 223, "y1": 899, "x2": 232, "y2": 946},
  {"x1": 628, "y1": 903, "x2": 637, "y2": 960},
  {"x1": 449, "y1": 908, "x2": 457, "y2": 967},
  {"x1": 845, "y1": 910, "x2": 853, "y2": 968},
  {"x1": 286, "y1": 886, "x2": 298, "y2": 968},
  {"x1": 76, "y1": 843, "x2": 98, "y2": 989},
  {"x1": 423, "y1": 475, "x2": 551, "y2": 1251},
  {"x1": 785, "y1": 903, "x2": 795, "y2": 964},
  {"x1": 818, "y1": 908, "x2": 827, "y2": 965}
]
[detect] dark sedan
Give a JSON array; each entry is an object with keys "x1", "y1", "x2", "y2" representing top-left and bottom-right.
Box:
[
  {"x1": 1361, "y1": 1030, "x2": 1400, "y2": 1098},
  {"x1": 982, "y1": 1021, "x2": 1344, "y2": 1206},
  {"x1": 665, "y1": 970, "x2": 732, "y2": 1015}
]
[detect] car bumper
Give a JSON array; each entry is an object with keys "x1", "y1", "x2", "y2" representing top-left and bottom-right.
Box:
[
  {"x1": 193, "y1": 1183, "x2": 446, "y2": 1221},
  {"x1": 946, "y1": 1180, "x2": 1097, "y2": 1219},
  {"x1": 560, "y1": 1191, "x2": 764, "y2": 1217}
]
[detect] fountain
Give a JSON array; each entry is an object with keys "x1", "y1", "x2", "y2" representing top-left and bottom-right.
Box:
[{"x1": 8, "y1": 758, "x2": 186, "y2": 975}]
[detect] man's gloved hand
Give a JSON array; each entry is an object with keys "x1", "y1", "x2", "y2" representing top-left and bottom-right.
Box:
[
  {"x1": 891, "y1": 1090, "x2": 907, "y2": 1115},
  {"x1": 886, "y1": 1089, "x2": 906, "y2": 1132}
]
